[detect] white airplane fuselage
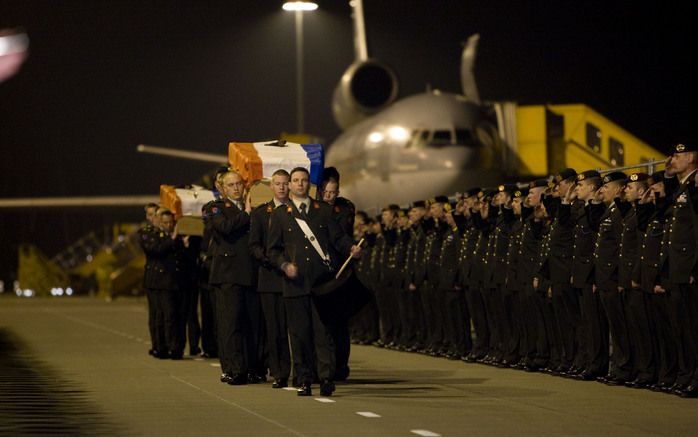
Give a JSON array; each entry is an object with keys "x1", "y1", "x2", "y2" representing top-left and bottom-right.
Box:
[{"x1": 326, "y1": 91, "x2": 502, "y2": 212}]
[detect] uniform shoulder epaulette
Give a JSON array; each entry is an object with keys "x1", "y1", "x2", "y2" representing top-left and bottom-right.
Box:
[{"x1": 202, "y1": 199, "x2": 225, "y2": 218}]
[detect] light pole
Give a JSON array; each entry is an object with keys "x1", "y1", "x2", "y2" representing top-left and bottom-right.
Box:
[{"x1": 282, "y1": 1, "x2": 318, "y2": 134}]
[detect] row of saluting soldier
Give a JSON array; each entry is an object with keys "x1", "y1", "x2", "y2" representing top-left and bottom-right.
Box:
[
  {"x1": 351, "y1": 142, "x2": 698, "y2": 399},
  {"x1": 137, "y1": 141, "x2": 698, "y2": 399}
]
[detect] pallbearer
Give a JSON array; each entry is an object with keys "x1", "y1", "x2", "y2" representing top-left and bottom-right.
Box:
[
  {"x1": 248, "y1": 169, "x2": 292, "y2": 389},
  {"x1": 267, "y1": 167, "x2": 361, "y2": 397}
]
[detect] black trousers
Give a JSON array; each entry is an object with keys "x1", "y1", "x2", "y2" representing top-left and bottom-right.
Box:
[
  {"x1": 442, "y1": 289, "x2": 470, "y2": 356},
  {"x1": 145, "y1": 288, "x2": 157, "y2": 350},
  {"x1": 599, "y1": 287, "x2": 633, "y2": 380},
  {"x1": 522, "y1": 284, "x2": 550, "y2": 367},
  {"x1": 624, "y1": 288, "x2": 656, "y2": 383},
  {"x1": 213, "y1": 284, "x2": 261, "y2": 377},
  {"x1": 465, "y1": 283, "x2": 489, "y2": 358},
  {"x1": 199, "y1": 283, "x2": 218, "y2": 356},
  {"x1": 285, "y1": 295, "x2": 335, "y2": 384},
  {"x1": 579, "y1": 286, "x2": 609, "y2": 376},
  {"x1": 153, "y1": 288, "x2": 183, "y2": 355},
  {"x1": 502, "y1": 287, "x2": 522, "y2": 363},
  {"x1": 375, "y1": 279, "x2": 401, "y2": 344},
  {"x1": 551, "y1": 282, "x2": 579, "y2": 369},
  {"x1": 180, "y1": 286, "x2": 201, "y2": 354},
  {"x1": 668, "y1": 283, "x2": 698, "y2": 386},
  {"x1": 260, "y1": 293, "x2": 290, "y2": 381},
  {"x1": 649, "y1": 291, "x2": 677, "y2": 386}
]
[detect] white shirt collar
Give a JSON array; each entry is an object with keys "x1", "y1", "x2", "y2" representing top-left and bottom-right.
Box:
[{"x1": 292, "y1": 197, "x2": 310, "y2": 211}]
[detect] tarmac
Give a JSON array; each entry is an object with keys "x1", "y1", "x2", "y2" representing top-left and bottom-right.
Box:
[{"x1": 0, "y1": 296, "x2": 696, "y2": 436}]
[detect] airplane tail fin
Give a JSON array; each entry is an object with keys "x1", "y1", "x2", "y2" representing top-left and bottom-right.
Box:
[
  {"x1": 351, "y1": 0, "x2": 368, "y2": 61},
  {"x1": 460, "y1": 34, "x2": 481, "y2": 104}
]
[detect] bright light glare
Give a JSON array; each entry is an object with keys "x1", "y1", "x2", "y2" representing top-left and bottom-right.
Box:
[
  {"x1": 368, "y1": 132, "x2": 384, "y2": 143},
  {"x1": 388, "y1": 126, "x2": 409, "y2": 142},
  {"x1": 66, "y1": 287, "x2": 74, "y2": 296},
  {"x1": 282, "y1": 2, "x2": 319, "y2": 11}
]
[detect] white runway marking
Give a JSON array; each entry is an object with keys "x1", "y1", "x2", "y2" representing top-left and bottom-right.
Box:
[
  {"x1": 283, "y1": 387, "x2": 297, "y2": 391},
  {"x1": 411, "y1": 430, "x2": 441, "y2": 437},
  {"x1": 356, "y1": 411, "x2": 381, "y2": 418},
  {"x1": 314, "y1": 398, "x2": 336, "y2": 403},
  {"x1": 209, "y1": 363, "x2": 221, "y2": 367}
]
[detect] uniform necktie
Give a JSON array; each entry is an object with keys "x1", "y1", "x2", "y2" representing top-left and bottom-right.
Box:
[{"x1": 299, "y1": 202, "x2": 308, "y2": 219}]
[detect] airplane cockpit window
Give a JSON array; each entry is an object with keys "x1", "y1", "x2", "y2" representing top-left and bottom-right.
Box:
[
  {"x1": 609, "y1": 136, "x2": 624, "y2": 166},
  {"x1": 585, "y1": 122, "x2": 601, "y2": 153},
  {"x1": 429, "y1": 130, "x2": 452, "y2": 146},
  {"x1": 455, "y1": 129, "x2": 475, "y2": 145}
]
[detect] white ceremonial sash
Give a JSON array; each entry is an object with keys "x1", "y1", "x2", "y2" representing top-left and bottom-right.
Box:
[{"x1": 294, "y1": 217, "x2": 331, "y2": 268}]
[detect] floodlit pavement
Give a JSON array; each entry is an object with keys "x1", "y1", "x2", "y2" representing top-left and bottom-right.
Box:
[{"x1": 1, "y1": 297, "x2": 696, "y2": 436}]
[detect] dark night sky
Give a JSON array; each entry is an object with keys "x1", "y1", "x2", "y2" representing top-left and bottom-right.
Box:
[{"x1": 0, "y1": 0, "x2": 696, "y2": 283}]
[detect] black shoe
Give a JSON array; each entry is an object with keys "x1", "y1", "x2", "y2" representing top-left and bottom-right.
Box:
[
  {"x1": 576, "y1": 371, "x2": 598, "y2": 381},
  {"x1": 272, "y1": 379, "x2": 288, "y2": 389},
  {"x1": 189, "y1": 347, "x2": 202, "y2": 356},
  {"x1": 677, "y1": 385, "x2": 698, "y2": 398},
  {"x1": 228, "y1": 373, "x2": 247, "y2": 385},
  {"x1": 335, "y1": 366, "x2": 350, "y2": 381},
  {"x1": 220, "y1": 373, "x2": 232, "y2": 383},
  {"x1": 202, "y1": 352, "x2": 218, "y2": 359},
  {"x1": 625, "y1": 379, "x2": 651, "y2": 389},
  {"x1": 297, "y1": 384, "x2": 312, "y2": 396},
  {"x1": 603, "y1": 376, "x2": 627, "y2": 386},
  {"x1": 170, "y1": 351, "x2": 183, "y2": 360},
  {"x1": 320, "y1": 380, "x2": 335, "y2": 396},
  {"x1": 156, "y1": 350, "x2": 170, "y2": 359},
  {"x1": 247, "y1": 373, "x2": 264, "y2": 384},
  {"x1": 148, "y1": 348, "x2": 156, "y2": 356}
]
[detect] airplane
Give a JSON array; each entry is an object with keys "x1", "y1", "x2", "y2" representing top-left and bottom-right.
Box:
[{"x1": 326, "y1": 0, "x2": 503, "y2": 211}]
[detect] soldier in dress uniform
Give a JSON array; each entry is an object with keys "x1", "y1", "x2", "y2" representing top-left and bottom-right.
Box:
[
  {"x1": 138, "y1": 202, "x2": 160, "y2": 357},
  {"x1": 620, "y1": 172, "x2": 656, "y2": 388},
  {"x1": 466, "y1": 189, "x2": 496, "y2": 361},
  {"x1": 404, "y1": 200, "x2": 429, "y2": 352},
  {"x1": 483, "y1": 184, "x2": 518, "y2": 364},
  {"x1": 375, "y1": 204, "x2": 402, "y2": 349},
  {"x1": 569, "y1": 170, "x2": 608, "y2": 380},
  {"x1": 209, "y1": 170, "x2": 262, "y2": 386},
  {"x1": 422, "y1": 196, "x2": 450, "y2": 356},
  {"x1": 199, "y1": 167, "x2": 228, "y2": 359},
  {"x1": 501, "y1": 186, "x2": 529, "y2": 365},
  {"x1": 519, "y1": 181, "x2": 551, "y2": 371},
  {"x1": 593, "y1": 171, "x2": 633, "y2": 385},
  {"x1": 141, "y1": 209, "x2": 187, "y2": 359},
  {"x1": 438, "y1": 201, "x2": 469, "y2": 359},
  {"x1": 319, "y1": 167, "x2": 357, "y2": 380},
  {"x1": 537, "y1": 169, "x2": 583, "y2": 375},
  {"x1": 267, "y1": 167, "x2": 361, "y2": 397},
  {"x1": 658, "y1": 143, "x2": 698, "y2": 397},
  {"x1": 636, "y1": 170, "x2": 679, "y2": 392},
  {"x1": 248, "y1": 169, "x2": 291, "y2": 389}
]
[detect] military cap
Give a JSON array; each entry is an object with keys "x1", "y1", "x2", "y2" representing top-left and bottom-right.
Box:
[
  {"x1": 649, "y1": 171, "x2": 664, "y2": 185},
  {"x1": 411, "y1": 200, "x2": 427, "y2": 209},
  {"x1": 555, "y1": 168, "x2": 577, "y2": 183},
  {"x1": 673, "y1": 143, "x2": 696, "y2": 154},
  {"x1": 513, "y1": 187, "x2": 529, "y2": 199},
  {"x1": 465, "y1": 187, "x2": 481, "y2": 198},
  {"x1": 433, "y1": 195, "x2": 450, "y2": 204},
  {"x1": 215, "y1": 166, "x2": 230, "y2": 177},
  {"x1": 602, "y1": 171, "x2": 627, "y2": 185},
  {"x1": 498, "y1": 183, "x2": 518, "y2": 196},
  {"x1": 479, "y1": 188, "x2": 498, "y2": 199},
  {"x1": 626, "y1": 172, "x2": 649, "y2": 183},
  {"x1": 529, "y1": 179, "x2": 549, "y2": 189},
  {"x1": 385, "y1": 204, "x2": 401, "y2": 212},
  {"x1": 577, "y1": 170, "x2": 601, "y2": 181}
]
